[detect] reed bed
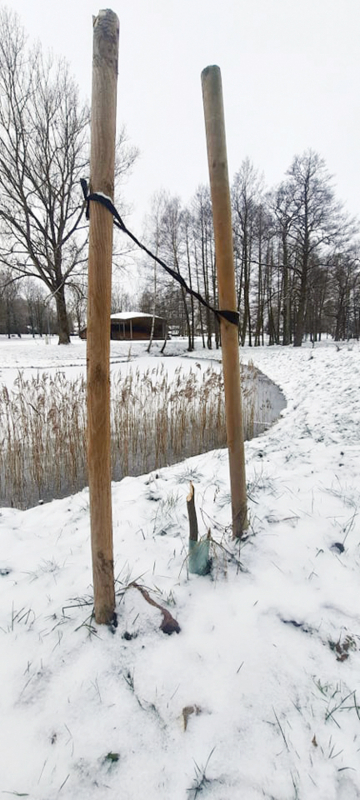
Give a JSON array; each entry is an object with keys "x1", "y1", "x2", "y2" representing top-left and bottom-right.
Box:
[{"x1": 0, "y1": 363, "x2": 265, "y2": 509}]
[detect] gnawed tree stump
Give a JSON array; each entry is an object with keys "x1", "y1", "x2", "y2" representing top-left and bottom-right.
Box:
[{"x1": 187, "y1": 482, "x2": 211, "y2": 575}]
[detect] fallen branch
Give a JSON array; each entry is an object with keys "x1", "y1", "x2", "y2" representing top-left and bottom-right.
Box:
[{"x1": 130, "y1": 582, "x2": 180, "y2": 635}]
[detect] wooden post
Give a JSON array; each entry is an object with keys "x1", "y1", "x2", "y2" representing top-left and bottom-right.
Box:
[
  {"x1": 87, "y1": 9, "x2": 119, "y2": 623},
  {"x1": 201, "y1": 65, "x2": 248, "y2": 538}
]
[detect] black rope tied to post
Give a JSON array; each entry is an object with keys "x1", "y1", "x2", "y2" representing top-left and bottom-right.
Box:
[{"x1": 80, "y1": 179, "x2": 239, "y2": 328}]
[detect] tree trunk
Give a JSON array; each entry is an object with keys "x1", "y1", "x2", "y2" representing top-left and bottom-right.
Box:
[
  {"x1": 254, "y1": 230, "x2": 263, "y2": 346},
  {"x1": 55, "y1": 285, "x2": 71, "y2": 344},
  {"x1": 185, "y1": 230, "x2": 195, "y2": 350},
  {"x1": 194, "y1": 245, "x2": 206, "y2": 347},
  {"x1": 178, "y1": 283, "x2": 193, "y2": 351},
  {"x1": 294, "y1": 269, "x2": 307, "y2": 347},
  {"x1": 6, "y1": 297, "x2": 11, "y2": 338},
  {"x1": 147, "y1": 254, "x2": 157, "y2": 354},
  {"x1": 282, "y1": 234, "x2": 291, "y2": 345}
]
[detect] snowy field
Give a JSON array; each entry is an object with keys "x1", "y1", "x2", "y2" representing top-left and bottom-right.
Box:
[{"x1": 1, "y1": 335, "x2": 360, "y2": 799}]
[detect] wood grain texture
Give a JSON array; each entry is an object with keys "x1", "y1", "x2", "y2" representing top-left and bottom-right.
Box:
[
  {"x1": 201, "y1": 65, "x2": 248, "y2": 537},
  {"x1": 87, "y1": 9, "x2": 119, "y2": 623}
]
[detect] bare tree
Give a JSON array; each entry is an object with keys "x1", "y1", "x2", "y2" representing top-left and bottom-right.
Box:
[
  {"x1": 232, "y1": 159, "x2": 264, "y2": 346},
  {"x1": 272, "y1": 182, "x2": 298, "y2": 345},
  {"x1": 192, "y1": 186, "x2": 217, "y2": 348},
  {"x1": 281, "y1": 150, "x2": 353, "y2": 347},
  {"x1": 0, "y1": 268, "x2": 21, "y2": 336},
  {"x1": 0, "y1": 9, "x2": 138, "y2": 343},
  {"x1": 146, "y1": 194, "x2": 194, "y2": 350},
  {"x1": 142, "y1": 191, "x2": 167, "y2": 352},
  {"x1": 23, "y1": 279, "x2": 49, "y2": 337},
  {"x1": 330, "y1": 248, "x2": 360, "y2": 341},
  {"x1": 111, "y1": 286, "x2": 133, "y2": 314}
]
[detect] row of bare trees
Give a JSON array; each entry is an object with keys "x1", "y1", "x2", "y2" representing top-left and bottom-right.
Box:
[
  {"x1": 139, "y1": 151, "x2": 359, "y2": 348},
  {"x1": 0, "y1": 10, "x2": 358, "y2": 348},
  {"x1": 0, "y1": 275, "x2": 59, "y2": 337},
  {"x1": 0, "y1": 270, "x2": 135, "y2": 338}
]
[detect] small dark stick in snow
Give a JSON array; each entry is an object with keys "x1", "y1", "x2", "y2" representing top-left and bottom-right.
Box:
[{"x1": 130, "y1": 582, "x2": 180, "y2": 635}]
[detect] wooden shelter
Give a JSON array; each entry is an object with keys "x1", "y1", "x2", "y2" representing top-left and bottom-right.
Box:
[{"x1": 80, "y1": 312, "x2": 167, "y2": 341}]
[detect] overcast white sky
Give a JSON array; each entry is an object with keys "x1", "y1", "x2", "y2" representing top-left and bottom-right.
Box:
[{"x1": 7, "y1": 0, "x2": 360, "y2": 230}]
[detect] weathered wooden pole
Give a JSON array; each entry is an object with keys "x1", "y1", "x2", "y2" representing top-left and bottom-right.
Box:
[
  {"x1": 87, "y1": 9, "x2": 119, "y2": 623},
  {"x1": 201, "y1": 65, "x2": 248, "y2": 538}
]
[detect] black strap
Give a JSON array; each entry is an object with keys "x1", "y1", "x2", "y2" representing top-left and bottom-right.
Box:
[{"x1": 81, "y1": 179, "x2": 239, "y2": 328}]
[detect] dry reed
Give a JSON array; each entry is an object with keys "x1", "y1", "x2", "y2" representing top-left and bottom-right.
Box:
[{"x1": 0, "y1": 363, "x2": 265, "y2": 509}]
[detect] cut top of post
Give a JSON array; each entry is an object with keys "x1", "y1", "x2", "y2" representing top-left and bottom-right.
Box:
[
  {"x1": 93, "y1": 9, "x2": 119, "y2": 61},
  {"x1": 90, "y1": 9, "x2": 119, "y2": 198},
  {"x1": 201, "y1": 66, "x2": 230, "y2": 181}
]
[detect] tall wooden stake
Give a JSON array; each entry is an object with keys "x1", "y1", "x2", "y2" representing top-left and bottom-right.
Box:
[
  {"x1": 201, "y1": 65, "x2": 248, "y2": 538},
  {"x1": 87, "y1": 9, "x2": 119, "y2": 623}
]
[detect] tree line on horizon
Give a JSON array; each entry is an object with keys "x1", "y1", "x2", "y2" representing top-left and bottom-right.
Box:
[
  {"x1": 0, "y1": 8, "x2": 358, "y2": 348},
  {"x1": 138, "y1": 152, "x2": 359, "y2": 350}
]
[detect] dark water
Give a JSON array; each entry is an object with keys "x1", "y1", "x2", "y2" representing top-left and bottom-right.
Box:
[{"x1": 1, "y1": 365, "x2": 286, "y2": 509}]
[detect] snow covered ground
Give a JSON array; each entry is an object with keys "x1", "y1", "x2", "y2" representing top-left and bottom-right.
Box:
[{"x1": 1, "y1": 335, "x2": 360, "y2": 799}]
